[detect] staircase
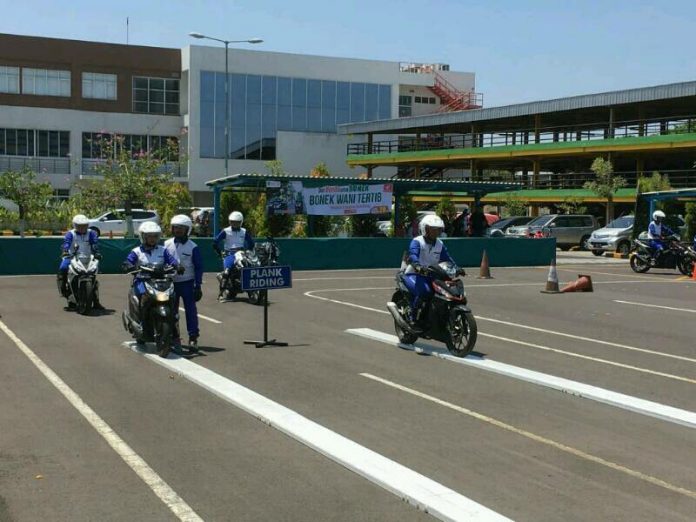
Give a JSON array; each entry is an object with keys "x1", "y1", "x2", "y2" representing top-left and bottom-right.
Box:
[
  {"x1": 395, "y1": 166, "x2": 445, "y2": 179},
  {"x1": 430, "y1": 73, "x2": 483, "y2": 112}
]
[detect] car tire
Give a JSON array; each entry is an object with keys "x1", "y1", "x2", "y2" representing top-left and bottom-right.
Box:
[
  {"x1": 616, "y1": 241, "x2": 631, "y2": 255},
  {"x1": 591, "y1": 250, "x2": 604, "y2": 256},
  {"x1": 559, "y1": 245, "x2": 571, "y2": 251},
  {"x1": 89, "y1": 227, "x2": 100, "y2": 237},
  {"x1": 579, "y1": 235, "x2": 590, "y2": 250}
]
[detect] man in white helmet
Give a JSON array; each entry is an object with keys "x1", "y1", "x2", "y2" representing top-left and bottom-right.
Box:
[
  {"x1": 123, "y1": 221, "x2": 182, "y2": 301},
  {"x1": 213, "y1": 210, "x2": 255, "y2": 282},
  {"x1": 58, "y1": 214, "x2": 104, "y2": 309},
  {"x1": 403, "y1": 214, "x2": 463, "y2": 323},
  {"x1": 647, "y1": 210, "x2": 675, "y2": 263},
  {"x1": 165, "y1": 215, "x2": 203, "y2": 351}
]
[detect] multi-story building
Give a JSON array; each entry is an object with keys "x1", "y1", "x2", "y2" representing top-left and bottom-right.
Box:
[
  {"x1": 0, "y1": 33, "x2": 183, "y2": 200},
  {"x1": 0, "y1": 32, "x2": 477, "y2": 205}
]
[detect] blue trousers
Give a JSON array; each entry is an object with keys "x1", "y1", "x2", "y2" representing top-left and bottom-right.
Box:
[
  {"x1": 649, "y1": 239, "x2": 666, "y2": 253},
  {"x1": 174, "y1": 279, "x2": 199, "y2": 338},
  {"x1": 223, "y1": 253, "x2": 237, "y2": 271},
  {"x1": 59, "y1": 258, "x2": 70, "y2": 272},
  {"x1": 403, "y1": 273, "x2": 432, "y2": 319}
]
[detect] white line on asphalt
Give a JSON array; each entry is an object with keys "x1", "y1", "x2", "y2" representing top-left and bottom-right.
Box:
[
  {"x1": 179, "y1": 307, "x2": 222, "y2": 324},
  {"x1": 294, "y1": 276, "x2": 394, "y2": 281},
  {"x1": 614, "y1": 300, "x2": 696, "y2": 314},
  {"x1": 129, "y1": 347, "x2": 511, "y2": 522},
  {"x1": 556, "y1": 267, "x2": 687, "y2": 282},
  {"x1": 361, "y1": 373, "x2": 696, "y2": 500},
  {"x1": 305, "y1": 289, "x2": 696, "y2": 365},
  {"x1": 0, "y1": 319, "x2": 202, "y2": 522},
  {"x1": 348, "y1": 328, "x2": 696, "y2": 429}
]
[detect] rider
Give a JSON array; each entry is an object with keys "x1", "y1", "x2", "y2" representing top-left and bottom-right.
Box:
[
  {"x1": 404, "y1": 214, "x2": 463, "y2": 324},
  {"x1": 164, "y1": 215, "x2": 203, "y2": 351},
  {"x1": 647, "y1": 210, "x2": 675, "y2": 263},
  {"x1": 58, "y1": 214, "x2": 104, "y2": 309},
  {"x1": 213, "y1": 211, "x2": 255, "y2": 285},
  {"x1": 123, "y1": 221, "x2": 182, "y2": 300}
]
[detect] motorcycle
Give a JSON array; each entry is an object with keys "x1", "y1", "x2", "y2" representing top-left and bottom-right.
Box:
[
  {"x1": 253, "y1": 237, "x2": 281, "y2": 304},
  {"x1": 387, "y1": 262, "x2": 478, "y2": 357},
  {"x1": 217, "y1": 248, "x2": 264, "y2": 305},
  {"x1": 630, "y1": 235, "x2": 691, "y2": 275},
  {"x1": 58, "y1": 247, "x2": 100, "y2": 315},
  {"x1": 122, "y1": 263, "x2": 179, "y2": 358},
  {"x1": 681, "y1": 243, "x2": 696, "y2": 276}
]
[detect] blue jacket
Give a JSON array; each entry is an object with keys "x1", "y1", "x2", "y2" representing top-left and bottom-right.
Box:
[
  {"x1": 647, "y1": 221, "x2": 674, "y2": 241},
  {"x1": 62, "y1": 229, "x2": 99, "y2": 254},
  {"x1": 214, "y1": 227, "x2": 255, "y2": 251},
  {"x1": 408, "y1": 236, "x2": 453, "y2": 267}
]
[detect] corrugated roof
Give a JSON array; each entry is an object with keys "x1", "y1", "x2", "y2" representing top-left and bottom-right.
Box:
[{"x1": 338, "y1": 80, "x2": 696, "y2": 135}]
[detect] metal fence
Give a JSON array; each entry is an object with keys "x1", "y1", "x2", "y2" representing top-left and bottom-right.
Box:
[
  {"x1": 0, "y1": 156, "x2": 71, "y2": 174},
  {"x1": 81, "y1": 159, "x2": 186, "y2": 177}
]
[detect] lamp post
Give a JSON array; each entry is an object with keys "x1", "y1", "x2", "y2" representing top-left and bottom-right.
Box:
[{"x1": 189, "y1": 32, "x2": 263, "y2": 179}]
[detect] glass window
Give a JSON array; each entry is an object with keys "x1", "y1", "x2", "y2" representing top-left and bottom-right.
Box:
[
  {"x1": 200, "y1": 71, "x2": 215, "y2": 102},
  {"x1": 336, "y1": 81, "x2": 350, "y2": 125},
  {"x1": 0, "y1": 66, "x2": 19, "y2": 94},
  {"x1": 429, "y1": 97, "x2": 436, "y2": 104},
  {"x1": 292, "y1": 78, "x2": 307, "y2": 131},
  {"x1": 132, "y1": 76, "x2": 179, "y2": 114},
  {"x1": 321, "y1": 80, "x2": 336, "y2": 132},
  {"x1": 262, "y1": 76, "x2": 277, "y2": 106},
  {"x1": 277, "y1": 77, "x2": 292, "y2": 131},
  {"x1": 379, "y1": 85, "x2": 391, "y2": 119},
  {"x1": 399, "y1": 106, "x2": 412, "y2": 118},
  {"x1": 415, "y1": 96, "x2": 421, "y2": 103},
  {"x1": 365, "y1": 83, "x2": 379, "y2": 121},
  {"x1": 82, "y1": 72, "x2": 117, "y2": 100},
  {"x1": 350, "y1": 83, "x2": 365, "y2": 122},
  {"x1": 22, "y1": 68, "x2": 70, "y2": 96},
  {"x1": 554, "y1": 217, "x2": 570, "y2": 227},
  {"x1": 399, "y1": 95, "x2": 412, "y2": 106}
]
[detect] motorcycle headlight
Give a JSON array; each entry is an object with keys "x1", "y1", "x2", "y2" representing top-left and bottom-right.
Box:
[{"x1": 155, "y1": 291, "x2": 169, "y2": 302}]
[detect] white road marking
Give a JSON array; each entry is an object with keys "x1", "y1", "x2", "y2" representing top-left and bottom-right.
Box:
[
  {"x1": 348, "y1": 328, "x2": 696, "y2": 429},
  {"x1": 556, "y1": 267, "x2": 687, "y2": 282},
  {"x1": 361, "y1": 373, "x2": 696, "y2": 500},
  {"x1": 305, "y1": 289, "x2": 696, "y2": 364},
  {"x1": 0, "y1": 319, "x2": 202, "y2": 522},
  {"x1": 614, "y1": 300, "x2": 696, "y2": 314},
  {"x1": 129, "y1": 347, "x2": 511, "y2": 522},
  {"x1": 179, "y1": 307, "x2": 222, "y2": 324},
  {"x1": 294, "y1": 276, "x2": 394, "y2": 281}
]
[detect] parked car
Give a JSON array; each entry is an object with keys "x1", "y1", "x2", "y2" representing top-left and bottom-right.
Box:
[
  {"x1": 507, "y1": 214, "x2": 600, "y2": 250},
  {"x1": 588, "y1": 215, "x2": 634, "y2": 256},
  {"x1": 485, "y1": 216, "x2": 533, "y2": 237},
  {"x1": 88, "y1": 209, "x2": 160, "y2": 236}
]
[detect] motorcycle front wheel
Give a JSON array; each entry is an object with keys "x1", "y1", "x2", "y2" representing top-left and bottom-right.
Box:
[
  {"x1": 391, "y1": 292, "x2": 418, "y2": 345},
  {"x1": 446, "y1": 309, "x2": 477, "y2": 357},
  {"x1": 247, "y1": 290, "x2": 261, "y2": 305},
  {"x1": 678, "y1": 257, "x2": 694, "y2": 276},
  {"x1": 77, "y1": 280, "x2": 94, "y2": 315},
  {"x1": 630, "y1": 255, "x2": 651, "y2": 273},
  {"x1": 154, "y1": 318, "x2": 172, "y2": 358}
]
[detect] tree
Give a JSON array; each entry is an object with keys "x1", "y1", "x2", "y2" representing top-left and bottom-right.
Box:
[
  {"x1": 392, "y1": 194, "x2": 417, "y2": 237},
  {"x1": 501, "y1": 194, "x2": 529, "y2": 217},
  {"x1": 685, "y1": 202, "x2": 696, "y2": 244},
  {"x1": 0, "y1": 167, "x2": 54, "y2": 236},
  {"x1": 584, "y1": 157, "x2": 626, "y2": 223},
  {"x1": 558, "y1": 196, "x2": 587, "y2": 215}
]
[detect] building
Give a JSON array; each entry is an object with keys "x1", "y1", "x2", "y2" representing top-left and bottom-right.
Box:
[
  {"x1": 0, "y1": 33, "x2": 183, "y2": 200},
  {"x1": 0, "y1": 32, "x2": 478, "y2": 206},
  {"x1": 340, "y1": 81, "x2": 696, "y2": 213}
]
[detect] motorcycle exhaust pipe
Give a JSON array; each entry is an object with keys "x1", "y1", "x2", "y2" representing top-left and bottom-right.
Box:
[{"x1": 387, "y1": 301, "x2": 416, "y2": 335}]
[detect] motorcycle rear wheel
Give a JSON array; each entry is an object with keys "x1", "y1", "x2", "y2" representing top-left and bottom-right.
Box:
[
  {"x1": 446, "y1": 310, "x2": 477, "y2": 357},
  {"x1": 155, "y1": 319, "x2": 172, "y2": 358},
  {"x1": 77, "y1": 280, "x2": 94, "y2": 315},
  {"x1": 630, "y1": 255, "x2": 651, "y2": 273}
]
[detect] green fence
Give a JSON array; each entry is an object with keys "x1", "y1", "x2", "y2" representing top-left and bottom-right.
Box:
[{"x1": 0, "y1": 237, "x2": 556, "y2": 275}]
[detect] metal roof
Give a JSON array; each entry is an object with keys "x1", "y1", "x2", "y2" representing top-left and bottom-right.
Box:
[
  {"x1": 641, "y1": 188, "x2": 696, "y2": 199},
  {"x1": 205, "y1": 172, "x2": 522, "y2": 195},
  {"x1": 338, "y1": 80, "x2": 696, "y2": 135}
]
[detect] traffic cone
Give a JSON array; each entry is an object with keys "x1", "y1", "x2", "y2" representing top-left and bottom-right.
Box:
[
  {"x1": 540, "y1": 259, "x2": 561, "y2": 294},
  {"x1": 691, "y1": 262, "x2": 696, "y2": 281},
  {"x1": 477, "y1": 249, "x2": 493, "y2": 279},
  {"x1": 561, "y1": 274, "x2": 594, "y2": 293}
]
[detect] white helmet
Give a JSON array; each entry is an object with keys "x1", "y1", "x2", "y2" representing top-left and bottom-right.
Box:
[
  {"x1": 228, "y1": 211, "x2": 243, "y2": 224},
  {"x1": 170, "y1": 214, "x2": 193, "y2": 235},
  {"x1": 419, "y1": 214, "x2": 445, "y2": 236},
  {"x1": 138, "y1": 221, "x2": 162, "y2": 243},
  {"x1": 652, "y1": 210, "x2": 666, "y2": 221},
  {"x1": 72, "y1": 214, "x2": 89, "y2": 227}
]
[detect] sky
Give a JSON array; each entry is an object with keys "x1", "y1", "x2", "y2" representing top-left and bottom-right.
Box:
[{"x1": 2, "y1": 0, "x2": 696, "y2": 107}]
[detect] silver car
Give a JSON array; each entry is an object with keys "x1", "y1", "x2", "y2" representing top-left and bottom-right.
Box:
[
  {"x1": 507, "y1": 214, "x2": 600, "y2": 250},
  {"x1": 588, "y1": 215, "x2": 634, "y2": 256}
]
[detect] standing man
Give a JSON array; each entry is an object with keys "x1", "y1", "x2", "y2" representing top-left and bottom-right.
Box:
[
  {"x1": 165, "y1": 215, "x2": 203, "y2": 351},
  {"x1": 469, "y1": 205, "x2": 489, "y2": 237}
]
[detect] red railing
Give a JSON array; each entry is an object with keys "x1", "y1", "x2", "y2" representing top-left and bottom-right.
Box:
[{"x1": 430, "y1": 73, "x2": 483, "y2": 112}]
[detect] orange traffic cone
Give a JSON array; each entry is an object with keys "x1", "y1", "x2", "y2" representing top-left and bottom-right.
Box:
[
  {"x1": 540, "y1": 258, "x2": 561, "y2": 294},
  {"x1": 477, "y1": 249, "x2": 493, "y2": 279},
  {"x1": 561, "y1": 274, "x2": 594, "y2": 293},
  {"x1": 691, "y1": 262, "x2": 696, "y2": 281}
]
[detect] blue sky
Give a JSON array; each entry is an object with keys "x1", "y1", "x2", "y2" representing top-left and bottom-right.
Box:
[{"x1": 2, "y1": 0, "x2": 695, "y2": 107}]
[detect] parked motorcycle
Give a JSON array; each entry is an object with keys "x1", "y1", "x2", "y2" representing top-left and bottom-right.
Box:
[
  {"x1": 122, "y1": 263, "x2": 178, "y2": 358},
  {"x1": 387, "y1": 262, "x2": 478, "y2": 357},
  {"x1": 58, "y1": 247, "x2": 101, "y2": 315},
  {"x1": 217, "y1": 248, "x2": 264, "y2": 304},
  {"x1": 630, "y1": 235, "x2": 691, "y2": 275},
  {"x1": 253, "y1": 237, "x2": 281, "y2": 303},
  {"x1": 681, "y1": 243, "x2": 696, "y2": 276}
]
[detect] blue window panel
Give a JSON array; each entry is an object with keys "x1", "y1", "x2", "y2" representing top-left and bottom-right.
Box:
[
  {"x1": 365, "y1": 83, "x2": 379, "y2": 121},
  {"x1": 246, "y1": 75, "x2": 262, "y2": 105},
  {"x1": 292, "y1": 78, "x2": 306, "y2": 107},
  {"x1": 292, "y1": 105, "x2": 307, "y2": 131},
  {"x1": 379, "y1": 84, "x2": 392, "y2": 119},
  {"x1": 262, "y1": 76, "x2": 277, "y2": 106},
  {"x1": 214, "y1": 126, "x2": 225, "y2": 158},
  {"x1": 308, "y1": 108, "x2": 322, "y2": 132},
  {"x1": 307, "y1": 80, "x2": 321, "y2": 108},
  {"x1": 337, "y1": 82, "x2": 350, "y2": 109},
  {"x1": 321, "y1": 81, "x2": 336, "y2": 132},
  {"x1": 200, "y1": 71, "x2": 215, "y2": 102},
  {"x1": 199, "y1": 126, "x2": 215, "y2": 158},
  {"x1": 350, "y1": 83, "x2": 365, "y2": 122},
  {"x1": 200, "y1": 100, "x2": 215, "y2": 129},
  {"x1": 230, "y1": 74, "x2": 246, "y2": 134},
  {"x1": 277, "y1": 77, "x2": 292, "y2": 106},
  {"x1": 214, "y1": 94, "x2": 225, "y2": 130},
  {"x1": 214, "y1": 72, "x2": 225, "y2": 104},
  {"x1": 262, "y1": 106, "x2": 276, "y2": 138},
  {"x1": 246, "y1": 101, "x2": 262, "y2": 159},
  {"x1": 277, "y1": 105, "x2": 292, "y2": 131},
  {"x1": 230, "y1": 128, "x2": 246, "y2": 159},
  {"x1": 336, "y1": 108, "x2": 349, "y2": 125}
]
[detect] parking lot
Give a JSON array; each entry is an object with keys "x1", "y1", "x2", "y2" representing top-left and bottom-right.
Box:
[{"x1": 1, "y1": 256, "x2": 695, "y2": 521}]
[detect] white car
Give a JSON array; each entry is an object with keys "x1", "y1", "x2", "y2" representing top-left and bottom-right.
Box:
[{"x1": 88, "y1": 209, "x2": 160, "y2": 236}]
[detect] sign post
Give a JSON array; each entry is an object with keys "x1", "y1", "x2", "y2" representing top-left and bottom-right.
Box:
[{"x1": 241, "y1": 265, "x2": 292, "y2": 348}]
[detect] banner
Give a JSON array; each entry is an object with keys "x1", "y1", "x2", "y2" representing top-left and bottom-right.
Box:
[{"x1": 266, "y1": 181, "x2": 392, "y2": 216}]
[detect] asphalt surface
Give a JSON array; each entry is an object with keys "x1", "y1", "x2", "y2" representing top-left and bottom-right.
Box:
[{"x1": 0, "y1": 253, "x2": 695, "y2": 521}]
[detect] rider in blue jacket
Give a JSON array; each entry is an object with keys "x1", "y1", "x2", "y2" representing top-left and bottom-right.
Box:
[
  {"x1": 213, "y1": 211, "x2": 254, "y2": 283},
  {"x1": 647, "y1": 210, "x2": 675, "y2": 263},
  {"x1": 58, "y1": 214, "x2": 104, "y2": 309}
]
